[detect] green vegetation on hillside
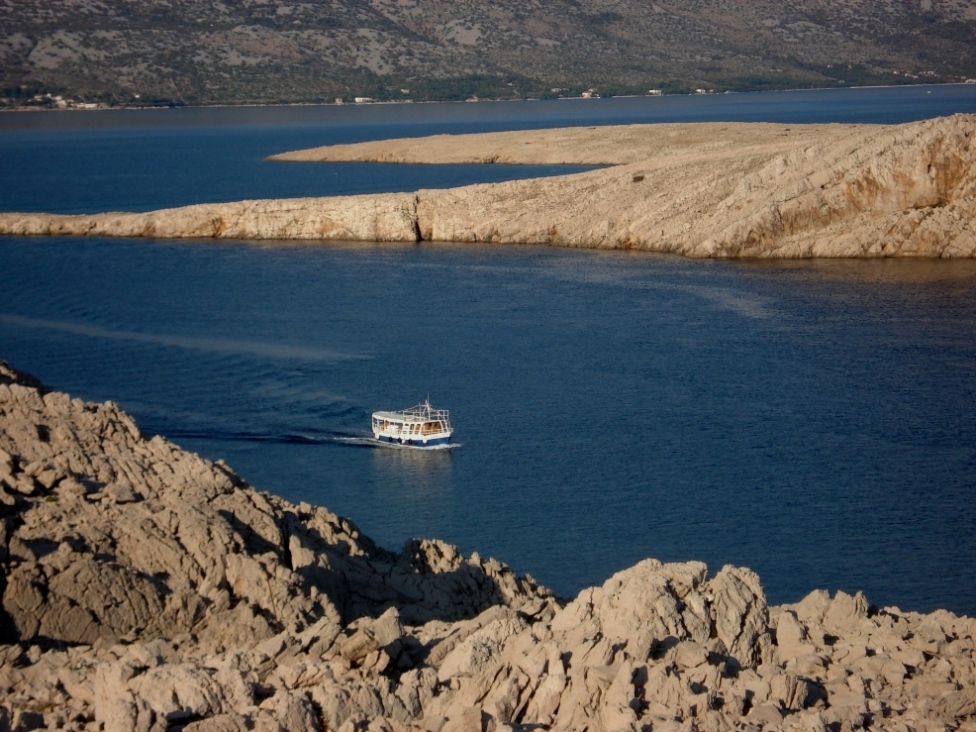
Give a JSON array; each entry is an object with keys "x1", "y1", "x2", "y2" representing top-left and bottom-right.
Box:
[{"x1": 1, "y1": 0, "x2": 973, "y2": 108}]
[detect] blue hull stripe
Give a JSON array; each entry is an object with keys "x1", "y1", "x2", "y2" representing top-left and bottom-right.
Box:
[{"x1": 377, "y1": 435, "x2": 451, "y2": 447}]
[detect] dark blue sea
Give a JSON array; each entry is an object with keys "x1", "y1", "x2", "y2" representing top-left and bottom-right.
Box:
[{"x1": 2, "y1": 86, "x2": 975, "y2": 616}]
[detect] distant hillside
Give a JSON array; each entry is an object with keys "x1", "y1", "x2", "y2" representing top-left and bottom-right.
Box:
[{"x1": 2, "y1": 0, "x2": 975, "y2": 108}]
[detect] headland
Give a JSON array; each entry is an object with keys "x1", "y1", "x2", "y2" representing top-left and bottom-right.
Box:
[{"x1": 1, "y1": 115, "x2": 975, "y2": 258}]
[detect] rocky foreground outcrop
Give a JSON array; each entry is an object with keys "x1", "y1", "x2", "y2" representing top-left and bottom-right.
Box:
[
  {"x1": 2, "y1": 115, "x2": 976, "y2": 258},
  {"x1": 1, "y1": 360, "x2": 975, "y2": 732}
]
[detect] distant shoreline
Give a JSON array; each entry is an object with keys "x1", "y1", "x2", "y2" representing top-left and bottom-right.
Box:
[{"x1": 3, "y1": 81, "x2": 974, "y2": 115}]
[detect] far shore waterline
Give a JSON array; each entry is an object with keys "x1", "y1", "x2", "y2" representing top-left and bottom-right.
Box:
[{"x1": 3, "y1": 81, "x2": 974, "y2": 118}]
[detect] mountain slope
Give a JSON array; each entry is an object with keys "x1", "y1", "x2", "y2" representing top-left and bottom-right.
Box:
[{"x1": 2, "y1": 0, "x2": 975, "y2": 107}]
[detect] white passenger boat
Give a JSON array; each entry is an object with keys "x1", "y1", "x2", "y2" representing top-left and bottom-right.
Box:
[{"x1": 371, "y1": 400, "x2": 453, "y2": 448}]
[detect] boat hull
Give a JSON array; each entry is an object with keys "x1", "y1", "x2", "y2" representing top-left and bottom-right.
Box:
[{"x1": 374, "y1": 433, "x2": 452, "y2": 448}]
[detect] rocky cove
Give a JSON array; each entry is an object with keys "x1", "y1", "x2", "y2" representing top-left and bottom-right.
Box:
[
  {"x1": 1, "y1": 114, "x2": 975, "y2": 258},
  {"x1": 1, "y1": 360, "x2": 975, "y2": 732}
]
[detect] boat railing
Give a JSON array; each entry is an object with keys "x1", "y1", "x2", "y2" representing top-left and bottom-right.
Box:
[{"x1": 397, "y1": 402, "x2": 450, "y2": 422}]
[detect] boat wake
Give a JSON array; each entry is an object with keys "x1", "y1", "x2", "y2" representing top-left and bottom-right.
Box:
[
  {"x1": 160, "y1": 429, "x2": 459, "y2": 450},
  {"x1": 164, "y1": 429, "x2": 334, "y2": 446}
]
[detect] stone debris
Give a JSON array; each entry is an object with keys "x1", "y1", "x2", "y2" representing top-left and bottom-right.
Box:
[
  {"x1": 3, "y1": 115, "x2": 976, "y2": 258},
  {"x1": 1, "y1": 358, "x2": 974, "y2": 731}
]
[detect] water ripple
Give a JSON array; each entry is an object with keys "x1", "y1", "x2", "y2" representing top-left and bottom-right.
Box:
[{"x1": 0, "y1": 313, "x2": 368, "y2": 362}]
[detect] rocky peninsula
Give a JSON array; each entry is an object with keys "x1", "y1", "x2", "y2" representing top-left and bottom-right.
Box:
[
  {"x1": 2, "y1": 114, "x2": 975, "y2": 258},
  {"x1": 1, "y1": 359, "x2": 975, "y2": 732}
]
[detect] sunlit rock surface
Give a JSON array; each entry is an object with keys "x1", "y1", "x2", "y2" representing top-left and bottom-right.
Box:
[
  {"x1": 1, "y1": 360, "x2": 974, "y2": 731},
  {"x1": 3, "y1": 115, "x2": 974, "y2": 258}
]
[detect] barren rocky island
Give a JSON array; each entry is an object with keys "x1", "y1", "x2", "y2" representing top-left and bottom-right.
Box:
[
  {"x1": 1, "y1": 359, "x2": 975, "y2": 731},
  {"x1": 2, "y1": 114, "x2": 975, "y2": 258}
]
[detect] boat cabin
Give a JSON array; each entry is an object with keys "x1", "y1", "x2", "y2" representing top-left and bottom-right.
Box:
[{"x1": 371, "y1": 400, "x2": 453, "y2": 448}]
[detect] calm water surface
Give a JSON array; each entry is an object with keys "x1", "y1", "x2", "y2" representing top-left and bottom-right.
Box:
[{"x1": 1, "y1": 87, "x2": 975, "y2": 615}]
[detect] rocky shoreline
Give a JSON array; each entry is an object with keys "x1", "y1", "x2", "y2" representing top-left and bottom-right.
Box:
[
  {"x1": 1, "y1": 359, "x2": 975, "y2": 731},
  {"x1": 2, "y1": 115, "x2": 975, "y2": 258}
]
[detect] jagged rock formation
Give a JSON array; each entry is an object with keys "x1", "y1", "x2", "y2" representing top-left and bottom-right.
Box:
[
  {"x1": 2, "y1": 115, "x2": 975, "y2": 258},
  {"x1": 1, "y1": 359, "x2": 975, "y2": 731}
]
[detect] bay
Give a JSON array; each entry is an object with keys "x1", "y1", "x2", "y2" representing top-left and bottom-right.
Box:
[{"x1": 1, "y1": 86, "x2": 975, "y2": 615}]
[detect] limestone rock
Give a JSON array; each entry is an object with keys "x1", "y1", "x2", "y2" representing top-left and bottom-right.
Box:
[
  {"x1": 3, "y1": 116, "x2": 976, "y2": 259},
  {"x1": 1, "y1": 358, "x2": 974, "y2": 731},
  {"x1": 0, "y1": 193, "x2": 419, "y2": 243}
]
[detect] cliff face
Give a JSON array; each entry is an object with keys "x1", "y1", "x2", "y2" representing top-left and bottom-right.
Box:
[
  {"x1": 1, "y1": 360, "x2": 975, "y2": 732},
  {"x1": 3, "y1": 115, "x2": 975, "y2": 258}
]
